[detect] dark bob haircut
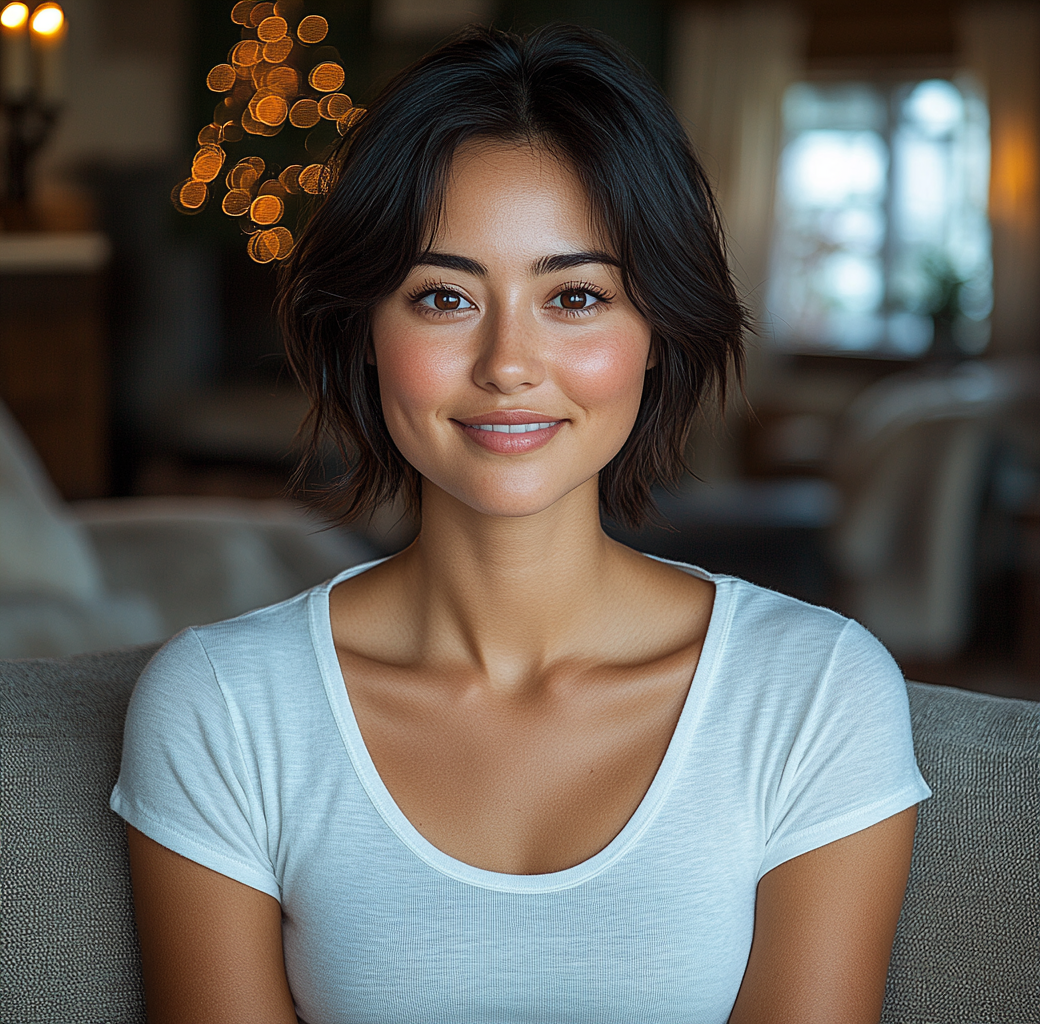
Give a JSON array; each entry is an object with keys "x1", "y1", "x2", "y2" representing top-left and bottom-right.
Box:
[{"x1": 278, "y1": 23, "x2": 747, "y2": 529}]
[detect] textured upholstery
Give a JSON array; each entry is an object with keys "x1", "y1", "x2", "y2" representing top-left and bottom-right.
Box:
[
  {"x1": 883, "y1": 683, "x2": 1040, "y2": 1023},
  {"x1": 2, "y1": 645, "x2": 158, "y2": 1024},
  {"x1": 2, "y1": 647, "x2": 1038, "y2": 1024}
]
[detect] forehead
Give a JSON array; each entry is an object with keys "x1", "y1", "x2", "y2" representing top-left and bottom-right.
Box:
[{"x1": 428, "y1": 141, "x2": 604, "y2": 253}]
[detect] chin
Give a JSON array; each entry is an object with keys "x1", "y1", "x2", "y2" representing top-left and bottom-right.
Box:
[
  {"x1": 471, "y1": 498, "x2": 565, "y2": 520},
  {"x1": 426, "y1": 472, "x2": 596, "y2": 522},
  {"x1": 449, "y1": 490, "x2": 571, "y2": 521}
]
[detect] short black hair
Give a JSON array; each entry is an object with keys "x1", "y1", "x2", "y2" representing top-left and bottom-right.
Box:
[{"x1": 279, "y1": 23, "x2": 747, "y2": 529}]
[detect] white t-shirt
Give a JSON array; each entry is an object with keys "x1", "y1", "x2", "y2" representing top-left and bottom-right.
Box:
[{"x1": 111, "y1": 558, "x2": 930, "y2": 1024}]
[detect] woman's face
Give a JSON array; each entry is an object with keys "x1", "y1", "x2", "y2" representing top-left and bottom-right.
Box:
[{"x1": 370, "y1": 142, "x2": 654, "y2": 520}]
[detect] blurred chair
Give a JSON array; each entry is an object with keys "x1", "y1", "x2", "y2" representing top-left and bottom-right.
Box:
[
  {"x1": 830, "y1": 359, "x2": 1040, "y2": 660},
  {"x1": 606, "y1": 475, "x2": 838, "y2": 604},
  {"x1": 0, "y1": 402, "x2": 376, "y2": 658}
]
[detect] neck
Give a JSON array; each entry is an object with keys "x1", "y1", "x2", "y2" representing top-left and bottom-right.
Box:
[{"x1": 395, "y1": 478, "x2": 621, "y2": 683}]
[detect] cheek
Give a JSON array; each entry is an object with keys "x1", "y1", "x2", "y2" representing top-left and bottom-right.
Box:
[
  {"x1": 556, "y1": 329, "x2": 651, "y2": 410},
  {"x1": 377, "y1": 345, "x2": 443, "y2": 409},
  {"x1": 371, "y1": 327, "x2": 472, "y2": 464},
  {"x1": 371, "y1": 313, "x2": 460, "y2": 414}
]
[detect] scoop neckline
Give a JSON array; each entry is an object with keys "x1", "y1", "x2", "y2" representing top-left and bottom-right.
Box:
[{"x1": 309, "y1": 555, "x2": 734, "y2": 893}]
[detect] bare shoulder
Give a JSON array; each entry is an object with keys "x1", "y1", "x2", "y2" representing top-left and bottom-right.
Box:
[
  {"x1": 622, "y1": 546, "x2": 715, "y2": 602},
  {"x1": 328, "y1": 553, "x2": 416, "y2": 662},
  {"x1": 606, "y1": 542, "x2": 716, "y2": 661}
]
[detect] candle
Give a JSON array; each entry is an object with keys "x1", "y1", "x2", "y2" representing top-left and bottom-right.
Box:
[
  {"x1": 1, "y1": 2, "x2": 30, "y2": 101},
  {"x1": 30, "y1": 2, "x2": 64, "y2": 104}
]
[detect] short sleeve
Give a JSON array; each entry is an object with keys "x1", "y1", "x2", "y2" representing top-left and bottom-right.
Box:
[
  {"x1": 759, "y1": 619, "x2": 931, "y2": 878},
  {"x1": 110, "y1": 628, "x2": 281, "y2": 899}
]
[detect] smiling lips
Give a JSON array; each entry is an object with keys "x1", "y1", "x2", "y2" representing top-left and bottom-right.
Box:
[
  {"x1": 455, "y1": 413, "x2": 565, "y2": 453},
  {"x1": 472, "y1": 421, "x2": 557, "y2": 433}
]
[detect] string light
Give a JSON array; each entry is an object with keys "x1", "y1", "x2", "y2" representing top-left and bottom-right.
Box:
[{"x1": 175, "y1": 1, "x2": 365, "y2": 262}]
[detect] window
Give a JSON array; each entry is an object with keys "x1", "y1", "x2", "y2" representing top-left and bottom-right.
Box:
[{"x1": 766, "y1": 78, "x2": 992, "y2": 358}]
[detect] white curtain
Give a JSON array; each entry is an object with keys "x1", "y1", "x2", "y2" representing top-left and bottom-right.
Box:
[
  {"x1": 960, "y1": 3, "x2": 1040, "y2": 357},
  {"x1": 668, "y1": 4, "x2": 806, "y2": 475}
]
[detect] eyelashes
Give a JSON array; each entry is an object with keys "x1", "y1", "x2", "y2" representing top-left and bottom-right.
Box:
[
  {"x1": 405, "y1": 278, "x2": 453, "y2": 303},
  {"x1": 551, "y1": 280, "x2": 615, "y2": 311},
  {"x1": 406, "y1": 279, "x2": 615, "y2": 317}
]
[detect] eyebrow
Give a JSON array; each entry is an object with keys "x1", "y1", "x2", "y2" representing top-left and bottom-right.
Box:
[{"x1": 414, "y1": 250, "x2": 620, "y2": 278}]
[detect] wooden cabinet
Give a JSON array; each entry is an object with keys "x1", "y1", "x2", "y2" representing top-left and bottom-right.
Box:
[{"x1": 0, "y1": 233, "x2": 111, "y2": 499}]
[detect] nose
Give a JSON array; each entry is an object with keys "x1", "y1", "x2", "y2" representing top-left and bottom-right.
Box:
[{"x1": 472, "y1": 305, "x2": 545, "y2": 395}]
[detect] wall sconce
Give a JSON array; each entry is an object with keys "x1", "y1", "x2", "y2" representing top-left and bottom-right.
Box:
[{"x1": 1, "y1": 2, "x2": 65, "y2": 228}]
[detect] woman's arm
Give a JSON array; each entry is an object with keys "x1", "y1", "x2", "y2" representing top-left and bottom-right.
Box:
[
  {"x1": 728, "y1": 805, "x2": 918, "y2": 1024},
  {"x1": 126, "y1": 825, "x2": 298, "y2": 1024}
]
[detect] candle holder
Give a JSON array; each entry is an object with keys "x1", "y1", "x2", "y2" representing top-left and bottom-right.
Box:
[
  {"x1": 2, "y1": 96, "x2": 59, "y2": 226},
  {"x1": 1, "y1": 2, "x2": 65, "y2": 230}
]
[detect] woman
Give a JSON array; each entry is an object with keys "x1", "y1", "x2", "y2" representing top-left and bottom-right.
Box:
[{"x1": 112, "y1": 24, "x2": 930, "y2": 1024}]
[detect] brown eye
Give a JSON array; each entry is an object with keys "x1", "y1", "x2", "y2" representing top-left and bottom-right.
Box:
[
  {"x1": 559, "y1": 290, "x2": 588, "y2": 309},
  {"x1": 433, "y1": 291, "x2": 460, "y2": 310}
]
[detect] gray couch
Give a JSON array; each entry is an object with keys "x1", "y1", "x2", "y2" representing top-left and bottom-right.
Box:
[{"x1": 2, "y1": 647, "x2": 1038, "y2": 1023}]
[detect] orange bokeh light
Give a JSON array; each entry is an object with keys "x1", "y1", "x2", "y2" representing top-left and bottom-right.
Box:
[
  {"x1": 1, "y1": 3, "x2": 29, "y2": 29},
  {"x1": 990, "y1": 119, "x2": 1039, "y2": 227},
  {"x1": 29, "y1": 2, "x2": 63, "y2": 36}
]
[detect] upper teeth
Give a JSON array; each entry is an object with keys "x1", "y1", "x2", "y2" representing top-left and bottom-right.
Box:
[{"x1": 474, "y1": 422, "x2": 558, "y2": 433}]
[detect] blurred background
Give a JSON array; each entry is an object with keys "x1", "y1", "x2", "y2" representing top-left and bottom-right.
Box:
[{"x1": 1, "y1": 0, "x2": 1038, "y2": 700}]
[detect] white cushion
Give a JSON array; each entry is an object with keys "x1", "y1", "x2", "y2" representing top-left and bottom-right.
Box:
[{"x1": 0, "y1": 403, "x2": 105, "y2": 601}]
